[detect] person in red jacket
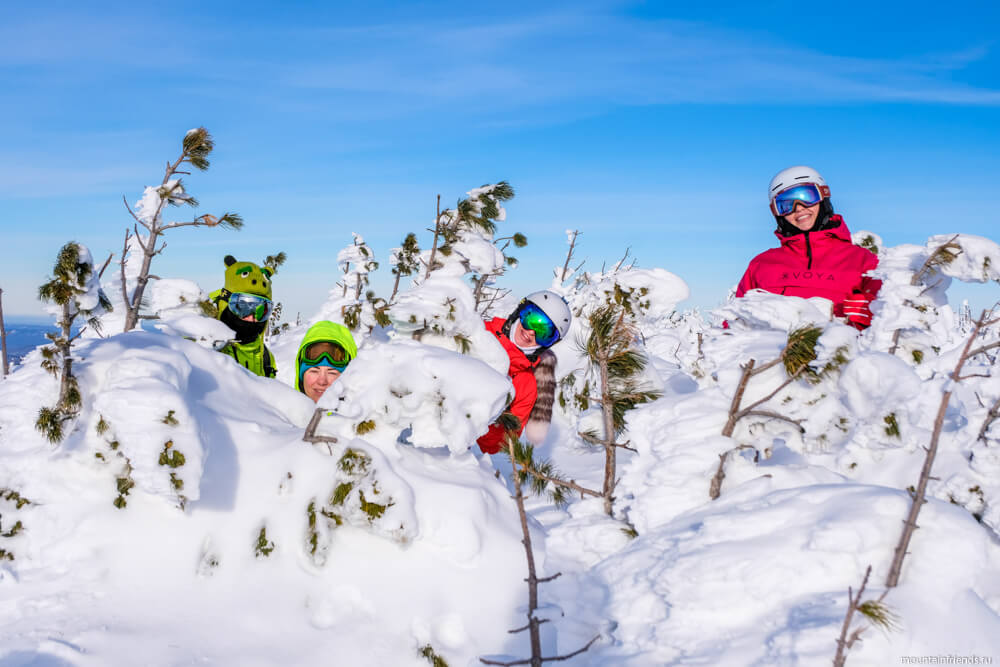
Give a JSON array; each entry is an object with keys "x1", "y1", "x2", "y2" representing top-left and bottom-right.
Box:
[
  {"x1": 735, "y1": 165, "x2": 880, "y2": 329},
  {"x1": 477, "y1": 291, "x2": 572, "y2": 454}
]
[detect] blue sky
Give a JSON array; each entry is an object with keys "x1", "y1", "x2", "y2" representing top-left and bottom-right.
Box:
[{"x1": 2, "y1": 0, "x2": 998, "y2": 320}]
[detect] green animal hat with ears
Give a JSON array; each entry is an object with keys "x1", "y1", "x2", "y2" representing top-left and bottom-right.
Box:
[{"x1": 222, "y1": 255, "x2": 273, "y2": 300}]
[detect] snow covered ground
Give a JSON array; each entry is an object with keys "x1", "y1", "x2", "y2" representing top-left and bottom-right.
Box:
[{"x1": 1, "y1": 230, "x2": 999, "y2": 666}]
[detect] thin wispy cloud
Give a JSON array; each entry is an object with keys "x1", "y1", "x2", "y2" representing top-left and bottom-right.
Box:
[{"x1": 268, "y1": 13, "x2": 1000, "y2": 108}]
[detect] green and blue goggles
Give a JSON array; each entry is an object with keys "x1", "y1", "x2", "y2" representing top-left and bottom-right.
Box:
[
  {"x1": 301, "y1": 341, "x2": 350, "y2": 371},
  {"x1": 299, "y1": 341, "x2": 351, "y2": 388},
  {"x1": 226, "y1": 292, "x2": 274, "y2": 322},
  {"x1": 518, "y1": 302, "x2": 560, "y2": 347}
]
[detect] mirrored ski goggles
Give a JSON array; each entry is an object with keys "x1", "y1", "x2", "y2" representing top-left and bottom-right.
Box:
[
  {"x1": 518, "y1": 302, "x2": 560, "y2": 347},
  {"x1": 227, "y1": 292, "x2": 274, "y2": 322},
  {"x1": 301, "y1": 341, "x2": 351, "y2": 371},
  {"x1": 772, "y1": 183, "x2": 827, "y2": 216}
]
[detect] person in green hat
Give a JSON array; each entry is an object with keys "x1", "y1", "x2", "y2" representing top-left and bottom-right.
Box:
[
  {"x1": 209, "y1": 255, "x2": 277, "y2": 378},
  {"x1": 295, "y1": 321, "x2": 358, "y2": 402}
]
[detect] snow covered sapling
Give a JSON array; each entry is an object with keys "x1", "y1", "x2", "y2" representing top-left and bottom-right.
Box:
[
  {"x1": 832, "y1": 566, "x2": 896, "y2": 667},
  {"x1": 887, "y1": 235, "x2": 962, "y2": 356},
  {"x1": 262, "y1": 252, "x2": 288, "y2": 341},
  {"x1": 335, "y1": 233, "x2": 390, "y2": 331},
  {"x1": 36, "y1": 242, "x2": 112, "y2": 443},
  {"x1": 886, "y1": 308, "x2": 1000, "y2": 588},
  {"x1": 421, "y1": 183, "x2": 523, "y2": 312},
  {"x1": 120, "y1": 127, "x2": 243, "y2": 331},
  {"x1": 581, "y1": 300, "x2": 661, "y2": 515},
  {"x1": 389, "y1": 233, "x2": 420, "y2": 303},
  {"x1": 710, "y1": 326, "x2": 828, "y2": 500},
  {"x1": 479, "y1": 433, "x2": 598, "y2": 667},
  {"x1": 338, "y1": 233, "x2": 378, "y2": 300}
]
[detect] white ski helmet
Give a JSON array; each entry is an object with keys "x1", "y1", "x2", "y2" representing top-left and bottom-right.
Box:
[
  {"x1": 523, "y1": 290, "x2": 572, "y2": 342},
  {"x1": 768, "y1": 165, "x2": 830, "y2": 215}
]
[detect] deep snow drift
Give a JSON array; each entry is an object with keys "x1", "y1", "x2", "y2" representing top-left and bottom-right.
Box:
[{"x1": 1, "y1": 229, "x2": 1000, "y2": 666}]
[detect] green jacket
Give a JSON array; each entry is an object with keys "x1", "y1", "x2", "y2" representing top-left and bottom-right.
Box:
[
  {"x1": 220, "y1": 336, "x2": 277, "y2": 378},
  {"x1": 295, "y1": 321, "x2": 358, "y2": 393}
]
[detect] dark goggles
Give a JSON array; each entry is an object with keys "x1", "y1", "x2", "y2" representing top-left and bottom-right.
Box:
[
  {"x1": 772, "y1": 184, "x2": 823, "y2": 216},
  {"x1": 518, "y1": 302, "x2": 560, "y2": 347},
  {"x1": 227, "y1": 292, "x2": 274, "y2": 322},
  {"x1": 302, "y1": 341, "x2": 350, "y2": 371}
]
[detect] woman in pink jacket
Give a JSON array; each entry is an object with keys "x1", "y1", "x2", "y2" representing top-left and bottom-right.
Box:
[{"x1": 735, "y1": 166, "x2": 880, "y2": 329}]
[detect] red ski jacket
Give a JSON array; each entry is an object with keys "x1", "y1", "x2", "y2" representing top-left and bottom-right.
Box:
[
  {"x1": 477, "y1": 317, "x2": 540, "y2": 454},
  {"x1": 735, "y1": 217, "x2": 881, "y2": 320}
]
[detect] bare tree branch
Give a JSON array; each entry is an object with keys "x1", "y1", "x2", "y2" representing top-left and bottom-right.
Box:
[
  {"x1": 887, "y1": 309, "x2": 997, "y2": 587},
  {"x1": 96, "y1": 252, "x2": 114, "y2": 280},
  {"x1": 560, "y1": 230, "x2": 580, "y2": 283}
]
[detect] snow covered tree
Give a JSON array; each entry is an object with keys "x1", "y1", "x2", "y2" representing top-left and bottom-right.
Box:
[
  {"x1": 389, "y1": 233, "x2": 420, "y2": 302},
  {"x1": 36, "y1": 242, "x2": 112, "y2": 443},
  {"x1": 418, "y1": 182, "x2": 524, "y2": 314},
  {"x1": 581, "y1": 297, "x2": 661, "y2": 515},
  {"x1": 886, "y1": 308, "x2": 1000, "y2": 588},
  {"x1": 262, "y1": 252, "x2": 288, "y2": 341},
  {"x1": 120, "y1": 127, "x2": 243, "y2": 331},
  {"x1": 338, "y1": 233, "x2": 377, "y2": 300}
]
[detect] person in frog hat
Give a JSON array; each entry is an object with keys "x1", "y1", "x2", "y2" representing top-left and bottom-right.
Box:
[
  {"x1": 209, "y1": 255, "x2": 277, "y2": 378},
  {"x1": 295, "y1": 321, "x2": 358, "y2": 402}
]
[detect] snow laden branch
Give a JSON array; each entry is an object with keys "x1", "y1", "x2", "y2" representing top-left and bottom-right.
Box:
[
  {"x1": 710, "y1": 326, "x2": 834, "y2": 500},
  {"x1": 886, "y1": 308, "x2": 1000, "y2": 587},
  {"x1": 119, "y1": 128, "x2": 242, "y2": 331},
  {"x1": 479, "y1": 432, "x2": 599, "y2": 667}
]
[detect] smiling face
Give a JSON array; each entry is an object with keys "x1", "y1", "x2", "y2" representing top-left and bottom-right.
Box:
[
  {"x1": 302, "y1": 366, "x2": 341, "y2": 402},
  {"x1": 783, "y1": 201, "x2": 820, "y2": 232},
  {"x1": 513, "y1": 322, "x2": 537, "y2": 348}
]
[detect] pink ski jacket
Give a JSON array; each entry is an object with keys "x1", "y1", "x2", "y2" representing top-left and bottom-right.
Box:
[{"x1": 735, "y1": 216, "x2": 881, "y2": 319}]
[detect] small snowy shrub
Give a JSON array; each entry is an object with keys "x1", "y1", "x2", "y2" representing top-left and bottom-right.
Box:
[{"x1": 36, "y1": 242, "x2": 111, "y2": 443}]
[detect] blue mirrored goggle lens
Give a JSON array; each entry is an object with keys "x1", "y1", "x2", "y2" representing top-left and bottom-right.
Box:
[
  {"x1": 228, "y1": 293, "x2": 273, "y2": 321},
  {"x1": 519, "y1": 303, "x2": 560, "y2": 347},
  {"x1": 774, "y1": 184, "x2": 822, "y2": 216}
]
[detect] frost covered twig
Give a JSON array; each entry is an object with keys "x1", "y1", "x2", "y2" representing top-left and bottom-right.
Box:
[{"x1": 886, "y1": 310, "x2": 999, "y2": 587}]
